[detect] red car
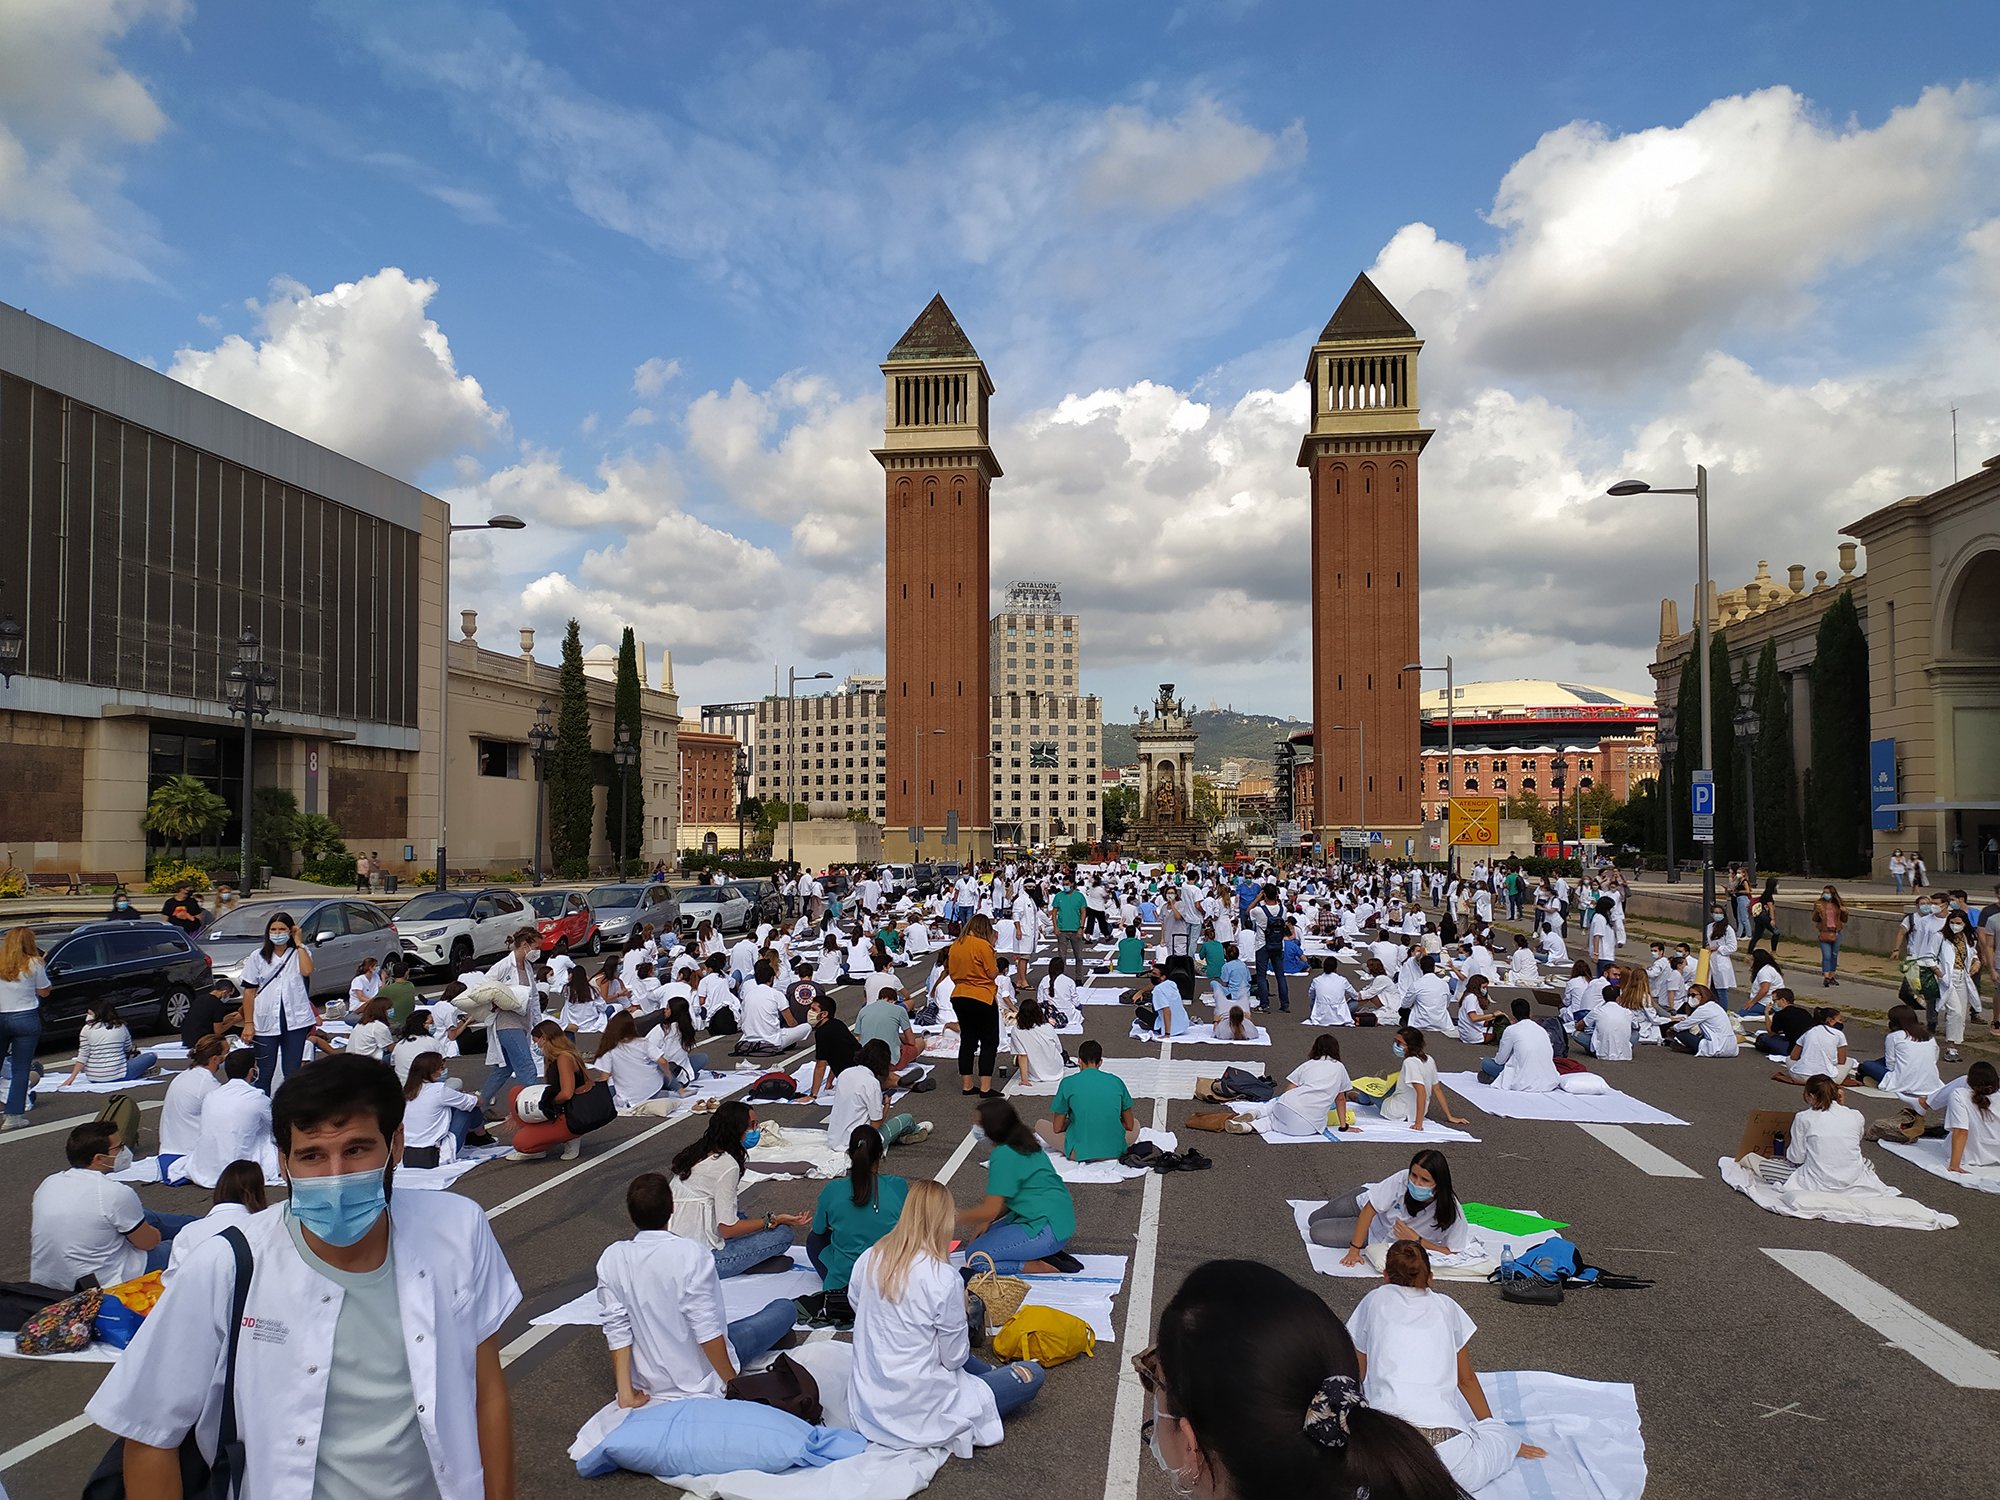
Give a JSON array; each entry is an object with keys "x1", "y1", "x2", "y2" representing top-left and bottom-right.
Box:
[{"x1": 525, "y1": 890, "x2": 601, "y2": 955}]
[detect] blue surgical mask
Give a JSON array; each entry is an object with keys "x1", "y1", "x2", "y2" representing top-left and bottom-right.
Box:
[
  {"x1": 287, "y1": 1165, "x2": 388, "y2": 1246},
  {"x1": 1406, "y1": 1181, "x2": 1436, "y2": 1203},
  {"x1": 742, "y1": 1128, "x2": 762, "y2": 1150},
  {"x1": 269, "y1": 930, "x2": 290, "y2": 946},
  {"x1": 1391, "y1": 1041, "x2": 1406, "y2": 1059}
]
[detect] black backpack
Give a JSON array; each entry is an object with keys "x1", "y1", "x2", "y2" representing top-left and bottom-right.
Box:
[
  {"x1": 707, "y1": 1005, "x2": 739, "y2": 1036},
  {"x1": 1538, "y1": 1016, "x2": 1570, "y2": 1059}
]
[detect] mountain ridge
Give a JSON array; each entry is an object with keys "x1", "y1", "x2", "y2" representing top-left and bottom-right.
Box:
[{"x1": 1102, "y1": 708, "x2": 1306, "y2": 772}]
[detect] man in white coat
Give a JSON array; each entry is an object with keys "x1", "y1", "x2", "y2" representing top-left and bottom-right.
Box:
[
  {"x1": 190, "y1": 1050, "x2": 280, "y2": 1188},
  {"x1": 1479, "y1": 1000, "x2": 1560, "y2": 1090}
]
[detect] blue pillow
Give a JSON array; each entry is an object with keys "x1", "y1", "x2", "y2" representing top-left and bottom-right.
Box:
[{"x1": 576, "y1": 1397, "x2": 867, "y2": 1479}]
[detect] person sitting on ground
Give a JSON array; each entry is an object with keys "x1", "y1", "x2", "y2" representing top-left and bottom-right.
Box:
[
  {"x1": 804, "y1": 992, "x2": 862, "y2": 1096},
  {"x1": 64, "y1": 998, "x2": 161, "y2": 1086},
  {"x1": 957, "y1": 1097, "x2": 1076, "y2": 1273},
  {"x1": 1765, "y1": 1075, "x2": 1901, "y2": 1197},
  {"x1": 1198, "y1": 923, "x2": 1228, "y2": 981},
  {"x1": 692, "y1": 953, "x2": 735, "y2": 1028},
  {"x1": 1038, "y1": 1040, "x2": 1138, "y2": 1160},
  {"x1": 1347, "y1": 1242, "x2": 1548, "y2": 1490},
  {"x1": 1115, "y1": 924, "x2": 1150, "y2": 975},
  {"x1": 1506, "y1": 934, "x2": 1541, "y2": 986},
  {"x1": 1216, "y1": 1004, "x2": 1265, "y2": 1043},
  {"x1": 739, "y1": 959, "x2": 812, "y2": 1052},
  {"x1": 1211, "y1": 948, "x2": 1253, "y2": 1010},
  {"x1": 1478, "y1": 999, "x2": 1559, "y2": 1090},
  {"x1": 852, "y1": 1180, "x2": 1045, "y2": 1454},
  {"x1": 1402, "y1": 956, "x2": 1454, "y2": 1036},
  {"x1": 1236, "y1": 1034, "x2": 1357, "y2": 1138},
  {"x1": 1773, "y1": 1005, "x2": 1853, "y2": 1084},
  {"x1": 337, "y1": 995, "x2": 395, "y2": 1060},
  {"x1": 858, "y1": 964, "x2": 925, "y2": 1070},
  {"x1": 1318, "y1": 1148, "x2": 1470, "y2": 1263},
  {"x1": 594, "y1": 1010, "x2": 672, "y2": 1112},
  {"x1": 827, "y1": 1039, "x2": 932, "y2": 1153},
  {"x1": 1575, "y1": 984, "x2": 1635, "y2": 1060},
  {"x1": 32, "y1": 1120, "x2": 190, "y2": 1284},
  {"x1": 1133, "y1": 964, "x2": 1192, "y2": 1039},
  {"x1": 1036, "y1": 956, "x2": 1080, "y2": 1024},
  {"x1": 1011, "y1": 996, "x2": 1069, "y2": 1087},
  {"x1": 1742, "y1": 948, "x2": 1786, "y2": 1017},
  {"x1": 594, "y1": 1170, "x2": 801, "y2": 1411},
  {"x1": 159, "y1": 1035, "x2": 229, "y2": 1181},
  {"x1": 806, "y1": 1124, "x2": 910, "y2": 1324},
  {"x1": 1367, "y1": 1028, "x2": 1470, "y2": 1131},
  {"x1": 1669, "y1": 983, "x2": 1740, "y2": 1057},
  {"x1": 402, "y1": 1050, "x2": 493, "y2": 1166},
  {"x1": 668, "y1": 1100, "x2": 810, "y2": 1277},
  {"x1": 1307, "y1": 958, "x2": 1358, "y2": 1027},
  {"x1": 1857, "y1": 1005, "x2": 1944, "y2": 1104},
  {"x1": 1752, "y1": 988, "x2": 1817, "y2": 1058},
  {"x1": 191, "y1": 1049, "x2": 278, "y2": 1188},
  {"x1": 1947, "y1": 1061, "x2": 2000, "y2": 1174},
  {"x1": 179, "y1": 976, "x2": 244, "y2": 1052},
  {"x1": 1141, "y1": 1258, "x2": 1462, "y2": 1500},
  {"x1": 394, "y1": 1008, "x2": 456, "y2": 1084},
  {"x1": 1454, "y1": 975, "x2": 1500, "y2": 1045},
  {"x1": 504, "y1": 1020, "x2": 604, "y2": 1163},
  {"x1": 1356, "y1": 956, "x2": 1401, "y2": 1018},
  {"x1": 164, "y1": 1158, "x2": 267, "y2": 1280}
]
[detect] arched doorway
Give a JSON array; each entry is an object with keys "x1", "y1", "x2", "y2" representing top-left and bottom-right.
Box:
[{"x1": 1936, "y1": 543, "x2": 2000, "y2": 873}]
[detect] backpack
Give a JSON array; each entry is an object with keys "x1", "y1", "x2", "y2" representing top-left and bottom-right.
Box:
[
  {"x1": 1537, "y1": 1016, "x2": 1570, "y2": 1059},
  {"x1": 95, "y1": 1095, "x2": 141, "y2": 1157},
  {"x1": 1496, "y1": 1237, "x2": 1586, "y2": 1286},
  {"x1": 912, "y1": 1001, "x2": 941, "y2": 1027},
  {"x1": 748, "y1": 1071, "x2": 798, "y2": 1099},
  {"x1": 707, "y1": 1006, "x2": 739, "y2": 1036}
]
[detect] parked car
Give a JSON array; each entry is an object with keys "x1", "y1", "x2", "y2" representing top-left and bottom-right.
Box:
[
  {"x1": 195, "y1": 897, "x2": 401, "y2": 1000},
  {"x1": 723, "y1": 879, "x2": 783, "y2": 929},
  {"x1": 675, "y1": 883, "x2": 753, "y2": 936},
  {"x1": 392, "y1": 887, "x2": 530, "y2": 973},
  {"x1": 586, "y1": 882, "x2": 679, "y2": 949},
  {"x1": 35, "y1": 920, "x2": 212, "y2": 1036},
  {"x1": 525, "y1": 889, "x2": 601, "y2": 956}
]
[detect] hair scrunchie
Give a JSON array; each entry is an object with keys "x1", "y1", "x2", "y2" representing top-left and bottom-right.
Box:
[{"x1": 1303, "y1": 1372, "x2": 1365, "y2": 1450}]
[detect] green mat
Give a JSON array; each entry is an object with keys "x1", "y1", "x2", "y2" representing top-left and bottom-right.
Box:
[{"x1": 1461, "y1": 1203, "x2": 1569, "y2": 1236}]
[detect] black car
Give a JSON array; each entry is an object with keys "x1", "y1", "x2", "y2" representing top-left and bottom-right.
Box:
[
  {"x1": 35, "y1": 919, "x2": 213, "y2": 1037},
  {"x1": 724, "y1": 879, "x2": 784, "y2": 928}
]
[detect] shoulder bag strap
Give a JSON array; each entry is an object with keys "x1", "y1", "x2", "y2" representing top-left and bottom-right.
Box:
[{"x1": 210, "y1": 1227, "x2": 254, "y2": 1496}]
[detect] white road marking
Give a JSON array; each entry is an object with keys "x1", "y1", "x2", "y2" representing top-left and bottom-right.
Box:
[
  {"x1": 0, "y1": 1413, "x2": 98, "y2": 1472},
  {"x1": 0, "y1": 1099, "x2": 164, "y2": 1146},
  {"x1": 500, "y1": 1322, "x2": 560, "y2": 1368},
  {"x1": 1763, "y1": 1248, "x2": 2000, "y2": 1389},
  {"x1": 1103, "y1": 1042, "x2": 1171, "y2": 1500},
  {"x1": 1753, "y1": 1400, "x2": 1825, "y2": 1421},
  {"x1": 1576, "y1": 1123, "x2": 1702, "y2": 1178}
]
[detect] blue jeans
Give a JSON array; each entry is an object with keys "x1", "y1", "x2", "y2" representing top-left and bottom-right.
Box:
[
  {"x1": 881, "y1": 1112, "x2": 918, "y2": 1148},
  {"x1": 1478, "y1": 1057, "x2": 1504, "y2": 1083},
  {"x1": 253, "y1": 1023, "x2": 308, "y2": 1094},
  {"x1": 1893, "y1": 873, "x2": 1906, "y2": 895},
  {"x1": 1252, "y1": 946, "x2": 1287, "y2": 1009},
  {"x1": 1819, "y1": 938, "x2": 1841, "y2": 976},
  {"x1": 729, "y1": 1296, "x2": 801, "y2": 1369},
  {"x1": 124, "y1": 1052, "x2": 160, "y2": 1081},
  {"x1": 713, "y1": 1222, "x2": 795, "y2": 1278},
  {"x1": 142, "y1": 1209, "x2": 199, "y2": 1273},
  {"x1": 1735, "y1": 896, "x2": 1752, "y2": 939},
  {"x1": 1, "y1": 1009, "x2": 41, "y2": 1118},
  {"x1": 967, "y1": 1353, "x2": 1044, "y2": 1418},
  {"x1": 1857, "y1": 1057, "x2": 1890, "y2": 1084},
  {"x1": 963, "y1": 1214, "x2": 1067, "y2": 1272},
  {"x1": 481, "y1": 1027, "x2": 542, "y2": 1108}
]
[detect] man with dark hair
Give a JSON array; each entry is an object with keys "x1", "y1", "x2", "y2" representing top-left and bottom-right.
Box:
[
  {"x1": 596, "y1": 1171, "x2": 798, "y2": 1410},
  {"x1": 31, "y1": 1120, "x2": 180, "y2": 1285},
  {"x1": 1042, "y1": 1040, "x2": 1137, "y2": 1161},
  {"x1": 1251, "y1": 883, "x2": 1290, "y2": 1012},
  {"x1": 804, "y1": 992, "x2": 861, "y2": 1097},
  {"x1": 181, "y1": 976, "x2": 244, "y2": 1050},
  {"x1": 90, "y1": 1054, "x2": 522, "y2": 1499}
]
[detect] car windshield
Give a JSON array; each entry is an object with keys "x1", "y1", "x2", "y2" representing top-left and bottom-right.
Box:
[
  {"x1": 526, "y1": 893, "x2": 569, "y2": 917},
  {"x1": 588, "y1": 886, "x2": 642, "y2": 911},
  {"x1": 397, "y1": 893, "x2": 470, "y2": 922},
  {"x1": 202, "y1": 904, "x2": 306, "y2": 940},
  {"x1": 681, "y1": 889, "x2": 723, "y2": 905}
]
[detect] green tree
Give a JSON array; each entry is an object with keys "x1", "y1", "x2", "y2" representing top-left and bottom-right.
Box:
[
  {"x1": 1708, "y1": 629, "x2": 1739, "y2": 865},
  {"x1": 547, "y1": 620, "x2": 597, "y2": 879},
  {"x1": 1670, "y1": 638, "x2": 1702, "y2": 862},
  {"x1": 757, "y1": 800, "x2": 811, "y2": 831},
  {"x1": 1501, "y1": 792, "x2": 1554, "y2": 840},
  {"x1": 295, "y1": 813, "x2": 347, "y2": 862},
  {"x1": 1603, "y1": 783, "x2": 1655, "y2": 853},
  {"x1": 604, "y1": 626, "x2": 646, "y2": 863},
  {"x1": 1101, "y1": 785, "x2": 1136, "y2": 837},
  {"x1": 143, "y1": 775, "x2": 231, "y2": 860},
  {"x1": 251, "y1": 786, "x2": 302, "y2": 871},
  {"x1": 1750, "y1": 639, "x2": 1800, "y2": 872},
  {"x1": 1808, "y1": 590, "x2": 1871, "y2": 876}
]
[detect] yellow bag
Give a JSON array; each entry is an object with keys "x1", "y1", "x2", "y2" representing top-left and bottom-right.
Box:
[
  {"x1": 1349, "y1": 1070, "x2": 1398, "y2": 1100},
  {"x1": 991, "y1": 1305, "x2": 1096, "y2": 1367}
]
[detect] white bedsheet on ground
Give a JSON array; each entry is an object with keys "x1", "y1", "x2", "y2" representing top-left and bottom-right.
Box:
[
  {"x1": 110, "y1": 1154, "x2": 281, "y2": 1186},
  {"x1": 1469, "y1": 1371, "x2": 1647, "y2": 1500},
  {"x1": 33, "y1": 1075, "x2": 173, "y2": 1097},
  {"x1": 399, "y1": 1141, "x2": 512, "y2": 1191},
  {"x1": 1253, "y1": 1115, "x2": 1480, "y2": 1146},
  {"x1": 947, "y1": 1252, "x2": 1127, "y2": 1341},
  {"x1": 535, "y1": 1247, "x2": 826, "y2": 1331},
  {"x1": 1879, "y1": 1137, "x2": 2000, "y2": 1194},
  {"x1": 1719, "y1": 1155, "x2": 1959, "y2": 1229},
  {"x1": 1040, "y1": 1129, "x2": 1177, "y2": 1184},
  {"x1": 1288, "y1": 1198, "x2": 1555, "y2": 1281},
  {"x1": 1440, "y1": 1074, "x2": 1687, "y2": 1126},
  {"x1": 1162, "y1": 1023, "x2": 1271, "y2": 1047},
  {"x1": 746, "y1": 1125, "x2": 849, "y2": 1179}
]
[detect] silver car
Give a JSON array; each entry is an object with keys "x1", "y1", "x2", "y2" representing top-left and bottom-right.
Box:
[
  {"x1": 586, "y1": 882, "x2": 679, "y2": 948},
  {"x1": 196, "y1": 897, "x2": 401, "y2": 1000}
]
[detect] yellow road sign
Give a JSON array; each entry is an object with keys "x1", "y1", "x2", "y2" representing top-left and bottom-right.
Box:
[{"x1": 1447, "y1": 797, "x2": 1500, "y2": 846}]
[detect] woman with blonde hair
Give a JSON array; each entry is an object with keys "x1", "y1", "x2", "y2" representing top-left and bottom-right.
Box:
[
  {"x1": 850, "y1": 1179, "x2": 1043, "y2": 1454},
  {"x1": 946, "y1": 912, "x2": 1002, "y2": 1097},
  {"x1": 0, "y1": 926, "x2": 51, "y2": 1129}
]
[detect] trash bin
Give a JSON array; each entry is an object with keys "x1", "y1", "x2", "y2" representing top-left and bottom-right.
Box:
[
  {"x1": 257, "y1": 864, "x2": 271, "y2": 891},
  {"x1": 383, "y1": 874, "x2": 399, "y2": 895}
]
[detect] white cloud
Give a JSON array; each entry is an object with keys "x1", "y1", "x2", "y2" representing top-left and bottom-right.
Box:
[
  {"x1": 633, "y1": 356, "x2": 681, "y2": 396},
  {"x1": 1080, "y1": 99, "x2": 1304, "y2": 213},
  {"x1": 167, "y1": 268, "x2": 508, "y2": 479},
  {"x1": 0, "y1": 0, "x2": 188, "y2": 281},
  {"x1": 441, "y1": 447, "x2": 678, "y2": 531}
]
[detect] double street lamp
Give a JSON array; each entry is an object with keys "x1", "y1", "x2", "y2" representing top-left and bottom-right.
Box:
[
  {"x1": 437, "y1": 513, "x2": 528, "y2": 889},
  {"x1": 613, "y1": 723, "x2": 638, "y2": 876},
  {"x1": 526, "y1": 702, "x2": 554, "y2": 885},
  {"x1": 1658, "y1": 717, "x2": 1679, "y2": 885},
  {"x1": 226, "y1": 629, "x2": 277, "y2": 893},
  {"x1": 1734, "y1": 679, "x2": 1761, "y2": 886}
]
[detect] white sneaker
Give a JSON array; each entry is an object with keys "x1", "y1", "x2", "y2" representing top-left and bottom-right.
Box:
[
  {"x1": 907, "y1": 1122, "x2": 933, "y2": 1143},
  {"x1": 560, "y1": 1140, "x2": 581, "y2": 1160},
  {"x1": 0, "y1": 1115, "x2": 28, "y2": 1133},
  {"x1": 503, "y1": 1149, "x2": 541, "y2": 1163}
]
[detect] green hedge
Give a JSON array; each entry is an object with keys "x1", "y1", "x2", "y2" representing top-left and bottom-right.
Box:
[{"x1": 679, "y1": 853, "x2": 783, "y2": 877}]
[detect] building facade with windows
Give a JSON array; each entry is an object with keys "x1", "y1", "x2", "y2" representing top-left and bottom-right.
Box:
[{"x1": 1413, "y1": 680, "x2": 1657, "y2": 821}]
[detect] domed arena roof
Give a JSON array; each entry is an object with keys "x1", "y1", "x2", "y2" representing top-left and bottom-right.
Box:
[{"x1": 1419, "y1": 679, "x2": 1653, "y2": 716}]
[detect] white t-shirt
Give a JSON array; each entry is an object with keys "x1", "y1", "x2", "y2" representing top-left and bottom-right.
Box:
[
  {"x1": 1492, "y1": 1016, "x2": 1559, "y2": 1091},
  {"x1": 1455, "y1": 995, "x2": 1489, "y2": 1045},
  {"x1": 826, "y1": 1065, "x2": 885, "y2": 1152},
  {"x1": 1380, "y1": 1053, "x2": 1440, "y2": 1123},
  {"x1": 1946, "y1": 1089, "x2": 2000, "y2": 1167},
  {"x1": 1347, "y1": 1283, "x2": 1478, "y2": 1431},
  {"x1": 1012, "y1": 1024, "x2": 1067, "y2": 1085},
  {"x1": 1361, "y1": 1170, "x2": 1472, "y2": 1252},
  {"x1": 1405, "y1": 974, "x2": 1453, "y2": 1033},
  {"x1": 601, "y1": 1038, "x2": 669, "y2": 1110},
  {"x1": 1278, "y1": 1057, "x2": 1351, "y2": 1135},
  {"x1": 1787, "y1": 1024, "x2": 1846, "y2": 1080},
  {"x1": 1585, "y1": 1003, "x2": 1634, "y2": 1061},
  {"x1": 31, "y1": 1168, "x2": 147, "y2": 1287},
  {"x1": 159, "y1": 1065, "x2": 220, "y2": 1159},
  {"x1": 343, "y1": 1019, "x2": 393, "y2": 1060},
  {"x1": 594, "y1": 1230, "x2": 732, "y2": 1403}
]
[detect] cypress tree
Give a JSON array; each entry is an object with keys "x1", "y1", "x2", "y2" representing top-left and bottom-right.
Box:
[
  {"x1": 605, "y1": 626, "x2": 646, "y2": 868},
  {"x1": 1751, "y1": 639, "x2": 1799, "y2": 872},
  {"x1": 548, "y1": 619, "x2": 597, "y2": 879},
  {"x1": 1808, "y1": 590, "x2": 1870, "y2": 876}
]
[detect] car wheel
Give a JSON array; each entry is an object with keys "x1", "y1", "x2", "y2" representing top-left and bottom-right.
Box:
[
  {"x1": 159, "y1": 986, "x2": 193, "y2": 1034},
  {"x1": 450, "y1": 936, "x2": 474, "y2": 970},
  {"x1": 586, "y1": 929, "x2": 601, "y2": 957}
]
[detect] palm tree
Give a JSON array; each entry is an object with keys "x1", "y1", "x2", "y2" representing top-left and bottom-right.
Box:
[{"x1": 142, "y1": 775, "x2": 231, "y2": 861}]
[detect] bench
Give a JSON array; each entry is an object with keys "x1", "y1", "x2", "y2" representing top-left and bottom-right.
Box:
[
  {"x1": 26, "y1": 872, "x2": 77, "y2": 893},
  {"x1": 449, "y1": 868, "x2": 486, "y2": 886},
  {"x1": 79, "y1": 872, "x2": 126, "y2": 892}
]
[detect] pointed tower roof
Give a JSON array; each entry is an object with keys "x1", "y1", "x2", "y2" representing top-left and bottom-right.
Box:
[
  {"x1": 1318, "y1": 273, "x2": 1416, "y2": 343},
  {"x1": 886, "y1": 294, "x2": 980, "y2": 363}
]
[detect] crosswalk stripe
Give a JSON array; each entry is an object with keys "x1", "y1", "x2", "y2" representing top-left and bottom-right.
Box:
[
  {"x1": 1576, "y1": 1122, "x2": 1701, "y2": 1178},
  {"x1": 1763, "y1": 1248, "x2": 2000, "y2": 1389}
]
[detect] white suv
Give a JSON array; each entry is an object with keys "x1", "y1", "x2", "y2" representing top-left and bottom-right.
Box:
[{"x1": 393, "y1": 887, "x2": 530, "y2": 972}]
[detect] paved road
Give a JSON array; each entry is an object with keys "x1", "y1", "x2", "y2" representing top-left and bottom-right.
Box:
[{"x1": 5, "y1": 920, "x2": 1997, "y2": 1500}]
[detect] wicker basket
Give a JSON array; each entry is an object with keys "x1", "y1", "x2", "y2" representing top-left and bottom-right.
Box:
[{"x1": 965, "y1": 1251, "x2": 1030, "y2": 1332}]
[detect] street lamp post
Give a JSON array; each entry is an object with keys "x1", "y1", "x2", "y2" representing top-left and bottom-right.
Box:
[
  {"x1": 1404, "y1": 656, "x2": 1453, "y2": 870},
  {"x1": 734, "y1": 745, "x2": 751, "y2": 855},
  {"x1": 785, "y1": 668, "x2": 833, "y2": 867},
  {"x1": 1550, "y1": 754, "x2": 1569, "y2": 865},
  {"x1": 1607, "y1": 466, "x2": 1713, "y2": 916},
  {"x1": 438, "y1": 514, "x2": 527, "y2": 889},
  {"x1": 613, "y1": 723, "x2": 637, "y2": 877},
  {"x1": 526, "y1": 701, "x2": 554, "y2": 885},
  {"x1": 225, "y1": 629, "x2": 277, "y2": 893},
  {"x1": 1658, "y1": 721, "x2": 1679, "y2": 885},
  {"x1": 1735, "y1": 678, "x2": 1761, "y2": 886},
  {"x1": 1324, "y1": 723, "x2": 1366, "y2": 865}
]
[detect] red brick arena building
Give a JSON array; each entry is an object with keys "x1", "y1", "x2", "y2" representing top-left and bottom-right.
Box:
[{"x1": 1414, "y1": 679, "x2": 1658, "y2": 820}]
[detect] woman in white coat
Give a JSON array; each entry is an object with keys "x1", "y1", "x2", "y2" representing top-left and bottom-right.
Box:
[
  {"x1": 157, "y1": 1035, "x2": 228, "y2": 1181},
  {"x1": 1857, "y1": 1007, "x2": 1944, "y2": 1106},
  {"x1": 1937, "y1": 915, "x2": 1978, "y2": 1062},
  {"x1": 1704, "y1": 915, "x2": 1739, "y2": 1013},
  {"x1": 850, "y1": 1180, "x2": 1043, "y2": 1455},
  {"x1": 1779, "y1": 1075, "x2": 1898, "y2": 1196}
]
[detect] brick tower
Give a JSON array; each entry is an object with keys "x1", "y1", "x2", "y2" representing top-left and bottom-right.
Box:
[
  {"x1": 1298, "y1": 273, "x2": 1430, "y2": 849},
  {"x1": 874, "y1": 295, "x2": 999, "y2": 862}
]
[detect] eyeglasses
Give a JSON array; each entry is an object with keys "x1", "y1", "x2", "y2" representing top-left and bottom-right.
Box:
[{"x1": 1133, "y1": 1346, "x2": 1179, "y2": 1445}]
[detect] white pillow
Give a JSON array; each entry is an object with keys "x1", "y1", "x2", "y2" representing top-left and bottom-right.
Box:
[{"x1": 1559, "y1": 1072, "x2": 1611, "y2": 1096}]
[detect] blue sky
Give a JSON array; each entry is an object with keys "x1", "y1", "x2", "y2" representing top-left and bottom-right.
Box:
[{"x1": 3, "y1": 0, "x2": 1997, "y2": 720}]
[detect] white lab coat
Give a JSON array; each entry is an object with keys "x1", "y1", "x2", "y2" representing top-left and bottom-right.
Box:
[
  {"x1": 1583, "y1": 1004, "x2": 1634, "y2": 1061},
  {"x1": 595, "y1": 1229, "x2": 731, "y2": 1402},
  {"x1": 1783, "y1": 1102, "x2": 1892, "y2": 1196},
  {"x1": 403, "y1": 1077, "x2": 481, "y2": 1157},
  {"x1": 163, "y1": 1201, "x2": 256, "y2": 1281},
  {"x1": 1879, "y1": 1033, "x2": 1944, "y2": 1101},
  {"x1": 826, "y1": 1065, "x2": 886, "y2": 1152},
  {"x1": 1492, "y1": 1018, "x2": 1560, "y2": 1091},
  {"x1": 87, "y1": 1193, "x2": 520, "y2": 1500},
  {"x1": 241, "y1": 946, "x2": 316, "y2": 1033},
  {"x1": 1705, "y1": 928, "x2": 1738, "y2": 993},
  {"x1": 1406, "y1": 975, "x2": 1454, "y2": 1034},
  {"x1": 1308, "y1": 972, "x2": 1356, "y2": 1027},
  {"x1": 1784, "y1": 1024, "x2": 1851, "y2": 1082},
  {"x1": 190, "y1": 1078, "x2": 278, "y2": 1188},
  {"x1": 849, "y1": 1247, "x2": 1000, "y2": 1456},
  {"x1": 158, "y1": 1065, "x2": 220, "y2": 1160},
  {"x1": 1676, "y1": 1000, "x2": 1739, "y2": 1057}
]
